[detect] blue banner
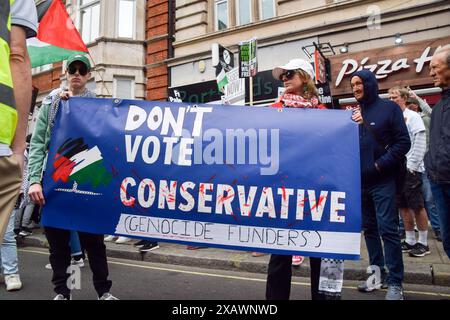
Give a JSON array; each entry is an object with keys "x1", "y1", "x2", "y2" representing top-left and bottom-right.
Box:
[{"x1": 42, "y1": 98, "x2": 361, "y2": 260}]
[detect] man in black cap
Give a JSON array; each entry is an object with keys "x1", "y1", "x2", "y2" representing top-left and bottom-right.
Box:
[{"x1": 28, "y1": 54, "x2": 118, "y2": 300}]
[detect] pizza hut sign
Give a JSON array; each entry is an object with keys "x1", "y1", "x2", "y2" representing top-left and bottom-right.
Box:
[
  {"x1": 330, "y1": 37, "x2": 450, "y2": 95},
  {"x1": 335, "y1": 46, "x2": 434, "y2": 86}
]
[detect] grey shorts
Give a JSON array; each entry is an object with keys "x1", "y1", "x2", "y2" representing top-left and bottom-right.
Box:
[{"x1": 11, "y1": 0, "x2": 38, "y2": 39}]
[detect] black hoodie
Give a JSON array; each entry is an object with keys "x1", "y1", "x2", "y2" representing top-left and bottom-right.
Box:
[{"x1": 351, "y1": 70, "x2": 411, "y2": 187}]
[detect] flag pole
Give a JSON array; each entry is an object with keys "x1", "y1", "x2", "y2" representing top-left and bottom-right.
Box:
[
  {"x1": 249, "y1": 76, "x2": 253, "y2": 106},
  {"x1": 87, "y1": 52, "x2": 111, "y2": 97}
]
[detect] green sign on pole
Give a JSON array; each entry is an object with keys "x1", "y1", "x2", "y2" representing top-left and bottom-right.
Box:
[{"x1": 239, "y1": 38, "x2": 257, "y2": 78}]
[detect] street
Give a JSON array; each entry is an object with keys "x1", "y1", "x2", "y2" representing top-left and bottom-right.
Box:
[{"x1": 1, "y1": 247, "x2": 449, "y2": 301}]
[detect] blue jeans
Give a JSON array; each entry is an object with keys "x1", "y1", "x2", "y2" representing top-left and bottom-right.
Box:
[
  {"x1": 422, "y1": 173, "x2": 441, "y2": 232},
  {"x1": 0, "y1": 210, "x2": 19, "y2": 275},
  {"x1": 429, "y1": 181, "x2": 450, "y2": 259},
  {"x1": 398, "y1": 214, "x2": 405, "y2": 235},
  {"x1": 70, "y1": 230, "x2": 82, "y2": 256},
  {"x1": 362, "y1": 179, "x2": 404, "y2": 285}
]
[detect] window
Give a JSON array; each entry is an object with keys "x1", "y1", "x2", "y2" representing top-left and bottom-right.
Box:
[
  {"x1": 237, "y1": 0, "x2": 252, "y2": 26},
  {"x1": 114, "y1": 77, "x2": 134, "y2": 99},
  {"x1": 214, "y1": 0, "x2": 275, "y2": 31},
  {"x1": 65, "y1": 1, "x2": 73, "y2": 15},
  {"x1": 117, "y1": 0, "x2": 135, "y2": 38},
  {"x1": 215, "y1": 0, "x2": 228, "y2": 31},
  {"x1": 80, "y1": 0, "x2": 97, "y2": 5},
  {"x1": 80, "y1": 0, "x2": 100, "y2": 43},
  {"x1": 259, "y1": 0, "x2": 275, "y2": 20}
]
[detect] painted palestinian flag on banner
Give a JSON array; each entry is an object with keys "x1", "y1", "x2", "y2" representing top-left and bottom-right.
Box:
[
  {"x1": 27, "y1": 0, "x2": 88, "y2": 68},
  {"x1": 52, "y1": 138, "x2": 112, "y2": 188}
]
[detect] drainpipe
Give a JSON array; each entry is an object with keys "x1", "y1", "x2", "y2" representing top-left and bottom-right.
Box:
[{"x1": 167, "y1": 0, "x2": 175, "y2": 90}]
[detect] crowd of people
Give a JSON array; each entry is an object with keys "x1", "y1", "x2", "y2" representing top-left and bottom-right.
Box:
[{"x1": 0, "y1": 0, "x2": 449, "y2": 301}]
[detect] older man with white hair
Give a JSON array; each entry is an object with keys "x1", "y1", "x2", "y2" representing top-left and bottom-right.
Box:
[{"x1": 425, "y1": 44, "x2": 450, "y2": 259}]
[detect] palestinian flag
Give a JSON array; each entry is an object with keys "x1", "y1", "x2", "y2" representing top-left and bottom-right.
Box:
[
  {"x1": 27, "y1": 0, "x2": 88, "y2": 68},
  {"x1": 52, "y1": 138, "x2": 112, "y2": 188},
  {"x1": 216, "y1": 68, "x2": 229, "y2": 93}
]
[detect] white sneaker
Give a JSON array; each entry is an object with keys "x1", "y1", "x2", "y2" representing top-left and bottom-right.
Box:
[
  {"x1": 98, "y1": 292, "x2": 119, "y2": 300},
  {"x1": 71, "y1": 258, "x2": 85, "y2": 267},
  {"x1": 45, "y1": 263, "x2": 52, "y2": 270},
  {"x1": 5, "y1": 274, "x2": 22, "y2": 291},
  {"x1": 53, "y1": 294, "x2": 71, "y2": 300},
  {"x1": 115, "y1": 236, "x2": 131, "y2": 244},
  {"x1": 104, "y1": 235, "x2": 117, "y2": 242}
]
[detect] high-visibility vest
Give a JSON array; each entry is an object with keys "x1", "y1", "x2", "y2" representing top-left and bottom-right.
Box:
[{"x1": 0, "y1": 0, "x2": 16, "y2": 147}]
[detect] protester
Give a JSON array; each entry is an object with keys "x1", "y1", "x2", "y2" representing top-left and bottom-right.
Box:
[
  {"x1": 425, "y1": 44, "x2": 450, "y2": 259},
  {"x1": 0, "y1": 0, "x2": 37, "y2": 293},
  {"x1": 350, "y1": 70, "x2": 410, "y2": 300},
  {"x1": 28, "y1": 54, "x2": 118, "y2": 300},
  {"x1": 265, "y1": 58, "x2": 345, "y2": 300},
  {"x1": 14, "y1": 135, "x2": 32, "y2": 236},
  {"x1": 406, "y1": 95, "x2": 442, "y2": 242},
  {"x1": 0, "y1": 140, "x2": 32, "y2": 291},
  {"x1": 388, "y1": 86, "x2": 430, "y2": 258},
  {"x1": 0, "y1": 0, "x2": 37, "y2": 242},
  {"x1": 1, "y1": 197, "x2": 23, "y2": 291}
]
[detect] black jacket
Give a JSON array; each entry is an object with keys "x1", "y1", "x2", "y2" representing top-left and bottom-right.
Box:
[
  {"x1": 425, "y1": 88, "x2": 450, "y2": 184},
  {"x1": 351, "y1": 70, "x2": 411, "y2": 187}
]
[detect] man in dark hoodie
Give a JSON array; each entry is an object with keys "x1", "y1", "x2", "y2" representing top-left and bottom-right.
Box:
[{"x1": 350, "y1": 70, "x2": 411, "y2": 300}]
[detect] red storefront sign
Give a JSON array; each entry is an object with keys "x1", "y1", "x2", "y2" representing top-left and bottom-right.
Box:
[{"x1": 329, "y1": 36, "x2": 450, "y2": 96}]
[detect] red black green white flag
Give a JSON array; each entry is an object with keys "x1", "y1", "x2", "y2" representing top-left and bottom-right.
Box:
[{"x1": 27, "y1": 0, "x2": 88, "y2": 68}]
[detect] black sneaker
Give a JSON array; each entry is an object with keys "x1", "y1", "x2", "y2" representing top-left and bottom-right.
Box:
[
  {"x1": 133, "y1": 240, "x2": 147, "y2": 248},
  {"x1": 401, "y1": 241, "x2": 415, "y2": 253},
  {"x1": 139, "y1": 242, "x2": 159, "y2": 252},
  {"x1": 409, "y1": 243, "x2": 430, "y2": 257}
]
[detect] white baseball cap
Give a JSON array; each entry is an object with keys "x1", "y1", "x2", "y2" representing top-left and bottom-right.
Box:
[{"x1": 272, "y1": 58, "x2": 315, "y2": 80}]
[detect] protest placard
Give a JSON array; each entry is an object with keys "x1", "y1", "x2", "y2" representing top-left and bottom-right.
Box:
[{"x1": 42, "y1": 98, "x2": 361, "y2": 259}]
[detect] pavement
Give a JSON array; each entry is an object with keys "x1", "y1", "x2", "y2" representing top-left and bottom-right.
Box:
[{"x1": 17, "y1": 227, "x2": 450, "y2": 287}]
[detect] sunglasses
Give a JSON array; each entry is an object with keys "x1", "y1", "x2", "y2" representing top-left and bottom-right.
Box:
[
  {"x1": 279, "y1": 70, "x2": 297, "y2": 81},
  {"x1": 67, "y1": 64, "x2": 89, "y2": 76}
]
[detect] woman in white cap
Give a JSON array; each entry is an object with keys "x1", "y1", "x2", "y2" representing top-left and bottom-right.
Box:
[
  {"x1": 265, "y1": 58, "x2": 344, "y2": 300},
  {"x1": 270, "y1": 58, "x2": 325, "y2": 109},
  {"x1": 271, "y1": 58, "x2": 324, "y2": 267}
]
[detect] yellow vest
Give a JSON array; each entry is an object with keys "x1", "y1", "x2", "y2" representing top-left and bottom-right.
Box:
[{"x1": 0, "y1": 0, "x2": 17, "y2": 147}]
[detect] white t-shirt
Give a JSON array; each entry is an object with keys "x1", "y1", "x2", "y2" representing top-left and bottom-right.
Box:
[
  {"x1": 404, "y1": 108, "x2": 425, "y2": 137},
  {"x1": 403, "y1": 108, "x2": 426, "y2": 172}
]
